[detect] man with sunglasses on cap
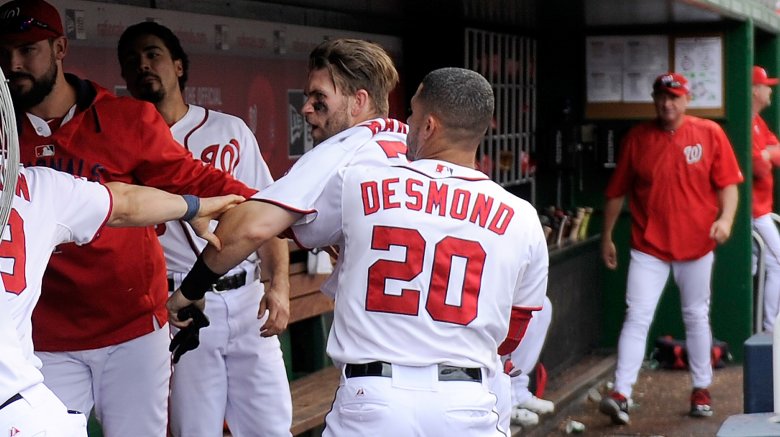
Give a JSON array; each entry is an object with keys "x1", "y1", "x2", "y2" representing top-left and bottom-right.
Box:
[
  {"x1": 751, "y1": 65, "x2": 780, "y2": 333},
  {"x1": 0, "y1": 1, "x2": 257, "y2": 435},
  {"x1": 599, "y1": 72, "x2": 743, "y2": 425}
]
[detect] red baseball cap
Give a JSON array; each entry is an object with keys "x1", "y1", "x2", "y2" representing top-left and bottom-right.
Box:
[
  {"x1": 653, "y1": 73, "x2": 689, "y2": 97},
  {"x1": 753, "y1": 66, "x2": 779, "y2": 86},
  {"x1": 0, "y1": 0, "x2": 63, "y2": 44}
]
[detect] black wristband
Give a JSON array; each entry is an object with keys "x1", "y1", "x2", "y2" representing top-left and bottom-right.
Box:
[{"x1": 180, "y1": 256, "x2": 222, "y2": 300}]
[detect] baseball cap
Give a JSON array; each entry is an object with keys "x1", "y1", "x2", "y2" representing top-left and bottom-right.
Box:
[
  {"x1": 753, "y1": 66, "x2": 779, "y2": 86},
  {"x1": 652, "y1": 73, "x2": 689, "y2": 97},
  {"x1": 0, "y1": 0, "x2": 63, "y2": 44}
]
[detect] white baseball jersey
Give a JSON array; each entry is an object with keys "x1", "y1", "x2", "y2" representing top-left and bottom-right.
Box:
[
  {"x1": 258, "y1": 117, "x2": 408, "y2": 226},
  {"x1": 1, "y1": 166, "x2": 109, "y2": 401},
  {"x1": 258, "y1": 117, "x2": 409, "y2": 297},
  {"x1": 298, "y1": 159, "x2": 549, "y2": 370},
  {"x1": 161, "y1": 105, "x2": 273, "y2": 275}
]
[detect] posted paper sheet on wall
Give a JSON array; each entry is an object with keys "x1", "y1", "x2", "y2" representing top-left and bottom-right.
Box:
[{"x1": 674, "y1": 37, "x2": 722, "y2": 109}]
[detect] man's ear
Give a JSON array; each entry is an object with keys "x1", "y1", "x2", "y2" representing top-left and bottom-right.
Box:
[
  {"x1": 422, "y1": 113, "x2": 437, "y2": 140},
  {"x1": 174, "y1": 59, "x2": 184, "y2": 79},
  {"x1": 52, "y1": 36, "x2": 68, "y2": 61},
  {"x1": 350, "y1": 89, "x2": 370, "y2": 117}
]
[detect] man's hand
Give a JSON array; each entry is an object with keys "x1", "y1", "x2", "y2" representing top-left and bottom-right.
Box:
[
  {"x1": 258, "y1": 282, "x2": 290, "y2": 337},
  {"x1": 169, "y1": 304, "x2": 210, "y2": 363},
  {"x1": 167, "y1": 289, "x2": 205, "y2": 329},
  {"x1": 710, "y1": 217, "x2": 733, "y2": 244},
  {"x1": 188, "y1": 195, "x2": 246, "y2": 249},
  {"x1": 601, "y1": 238, "x2": 618, "y2": 270}
]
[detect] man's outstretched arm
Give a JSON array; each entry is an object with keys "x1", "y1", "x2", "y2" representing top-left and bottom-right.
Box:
[{"x1": 167, "y1": 200, "x2": 301, "y2": 327}]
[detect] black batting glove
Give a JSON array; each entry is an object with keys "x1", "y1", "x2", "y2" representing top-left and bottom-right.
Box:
[{"x1": 169, "y1": 304, "x2": 210, "y2": 364}]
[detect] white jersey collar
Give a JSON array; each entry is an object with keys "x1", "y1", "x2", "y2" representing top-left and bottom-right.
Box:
[{"x1": 401, "y1": 159, "x2": 491, "y2": 181}]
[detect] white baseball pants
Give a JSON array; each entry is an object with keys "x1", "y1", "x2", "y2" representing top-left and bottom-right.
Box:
[
  {"x1": 510, "y1": 296, "x2": 553, "y2": 407},
  {"x1": 0, "y1": 383, "x2": 87, "y2": 437},
  {"x1": 754, "y1": 214, "x2": 780, "y2": 332},
  {"x1": 169, "y1": 280, "x2": 292, "y2": 437},
  {"x1": 614, "y1": 250, "x2": 714, "y2": 398},
  {"x1": 492, "y1": 296, "x2": 553, "y2": 434},
  {"x1": 324, "y1": 364, "x2": 502, "y2": 437},
  {"x1": 491, "y1": 361, "x2": 511, "y2": 436},
  {"x1": 36, "y1": 325, "x2": 171, "y2": 436}
]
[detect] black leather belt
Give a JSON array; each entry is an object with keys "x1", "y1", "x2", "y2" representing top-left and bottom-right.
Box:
[
  {"x1": 0, "y1": 393, "x2": 21, "y2": 410},
  {"x1": 344, "y1": 361, "x2": 482, "y2": 382},
  {"x1": 168, "y1": 271, "x2": 247, "y2": 293}
]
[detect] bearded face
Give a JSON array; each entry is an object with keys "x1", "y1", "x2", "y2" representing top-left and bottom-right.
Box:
[{"x1": 7, "y1": 50, "x2": 58, "y2": 111}]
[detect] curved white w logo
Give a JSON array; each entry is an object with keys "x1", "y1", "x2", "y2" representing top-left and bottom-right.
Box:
[{"x1": 684, "y1": 144, "x2": 703, "y2": 164}]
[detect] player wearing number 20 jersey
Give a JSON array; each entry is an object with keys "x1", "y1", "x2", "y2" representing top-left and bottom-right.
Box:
[{"x1": 295, "y1": 159, "x2": 548, "y2": 371}]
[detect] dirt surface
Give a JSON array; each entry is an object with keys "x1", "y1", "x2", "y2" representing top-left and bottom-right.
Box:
[{"x1": 523, "y1": 361, "x2": 744, "y2": 437}]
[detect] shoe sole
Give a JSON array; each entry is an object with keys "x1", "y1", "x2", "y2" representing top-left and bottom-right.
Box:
[
  {"x1": 599, "y1": 399, "x2": 629, "y2": 425},
  {"x1": 524, "y1": 405, "x2": 555, "y2": 415},
  {"x1": 690, "y1": 409, "x2": 714, "y2": 418}
]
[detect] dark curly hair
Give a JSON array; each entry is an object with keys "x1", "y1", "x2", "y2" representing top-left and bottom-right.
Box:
[{"x1": 117, "y1": 21, "x2": 189, "y2": 91}]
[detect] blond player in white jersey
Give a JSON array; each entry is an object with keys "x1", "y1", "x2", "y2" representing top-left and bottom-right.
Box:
[
  {"x1": 167, "y1": 38, "x2": 408, "y2": 313},
  {"x1": 118, "y1": 21, "x2": 291, "y2": 436},
  {"x1": 0, "y1": 165, "x2": 241, "y2": 436}
]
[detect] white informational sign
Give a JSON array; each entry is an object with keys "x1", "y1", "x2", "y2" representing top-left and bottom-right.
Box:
[
  {"x1": 674, "y1": 37, "x2": 723, "y2": 109},
  {"x1": 586, "y1": 36, "x2": 624, "y2": 102},
  {"x1": 586, "y1": 35, "x2": 668, "y2": 103},
  {"x1": 622, "y1": 36, "x2": 668, "y2": 102}
]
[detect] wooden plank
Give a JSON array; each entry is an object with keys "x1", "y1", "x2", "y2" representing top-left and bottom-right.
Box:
[
  {"x1": 290, "y1": 292, "x2": 334, "y2": 324},
  {"x1": 289, "y1": 273, "x2": 330, "y2": 299},
  {"x1": 290, "y1": 366, "x2": 341, "y2": 435}
]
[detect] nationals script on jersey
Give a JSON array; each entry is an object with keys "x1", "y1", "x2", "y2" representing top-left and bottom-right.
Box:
[
  {"x1": 296, "y1": 159, "x2": 548, "y2": 369},
  {"x1": 161, "y1": 105, "x2": 273, "y2": 274},
  {"x1": 0, "y1": 167, "x2": 109, "y2": 399}
]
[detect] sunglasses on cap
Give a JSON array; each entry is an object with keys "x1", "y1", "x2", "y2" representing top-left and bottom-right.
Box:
[
  {"x1": 1, "y1": 16, "x2": 53, "y2": 34},
  {"x1": 659, "y1": 76, "x2": 683, "y2": 89}
]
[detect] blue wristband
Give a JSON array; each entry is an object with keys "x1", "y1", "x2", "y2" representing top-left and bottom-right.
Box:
[{"x1": 181, "y1": 195, "x2": 200, "y2": 221}]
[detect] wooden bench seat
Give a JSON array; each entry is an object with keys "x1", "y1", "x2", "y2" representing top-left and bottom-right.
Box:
[
  {"x1": 290, "y1": 365, "x2": 340, "y2": 435},
  {"x1": 275, "y1": 241, "x2": 340, "y2": 436}
]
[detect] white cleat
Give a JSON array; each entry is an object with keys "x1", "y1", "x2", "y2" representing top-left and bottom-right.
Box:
[
  {"x1": 519, "y1": 395, "x2": 555, "y2": 415},
  {"x1": 510, "y1": 407, "x2": 539, "y2": 427}
]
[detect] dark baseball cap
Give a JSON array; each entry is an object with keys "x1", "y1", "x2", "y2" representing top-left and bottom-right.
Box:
[
  {"x1": 652, "y1": 73, "x2": 689, "y2": 97},
  {"x1": 0, "y1": 0, "x2": 64, "y2": 44}
]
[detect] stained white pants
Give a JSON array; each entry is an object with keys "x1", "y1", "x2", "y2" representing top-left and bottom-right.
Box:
[
  {"x1": 510, "y1": 296, "x2": 553, "y2": 406},
  {"x1": 36, "y1": 326, "x2": 171, "y2": 437},
  {"x1": 614, "y1": 250, "x2": 713, "y2": 398},
  {"x1": 754, "y1": 214, "x2": 780, "y2": 332},
  {"x1": 325, "y1": 364, "x2": 502, "y2": 437},
  {"x1": 169, "y1": 280, "x2": 293, "y2": 437}
]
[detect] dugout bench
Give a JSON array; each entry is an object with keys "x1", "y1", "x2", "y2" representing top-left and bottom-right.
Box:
[{"x1": 272, "y1": 241, "x2": 339, "y2": 436}]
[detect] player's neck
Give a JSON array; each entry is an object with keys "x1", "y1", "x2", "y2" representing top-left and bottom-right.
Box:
[
  {"x1": 156, "y1": 98, "x2": 189, "y2": 126},
  {"x1": 421, "y1": 141, "x2": 477, "y2": 168}
]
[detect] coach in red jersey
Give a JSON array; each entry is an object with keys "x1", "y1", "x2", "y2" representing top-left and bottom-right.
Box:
[
  {"x1": 0, "y1": 0, "x2": 256, "y2": 435},
  {"x1": 750, "y1": 66, "x2": 780, "y2": 333},
  {"x1": 598, "y1": 72, "x2": 743, "y2": 425}
]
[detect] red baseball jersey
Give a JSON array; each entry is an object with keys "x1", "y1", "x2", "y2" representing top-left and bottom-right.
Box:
[
  {"x1": 752, "y1": 114, "x2": 780, "y2": 218},
  {"x1": 605, "y1": 115, "x2": 744, "y2": 261},
  {"x1": 22, "y1": 75, "x2": 256, "y2": 351}
]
